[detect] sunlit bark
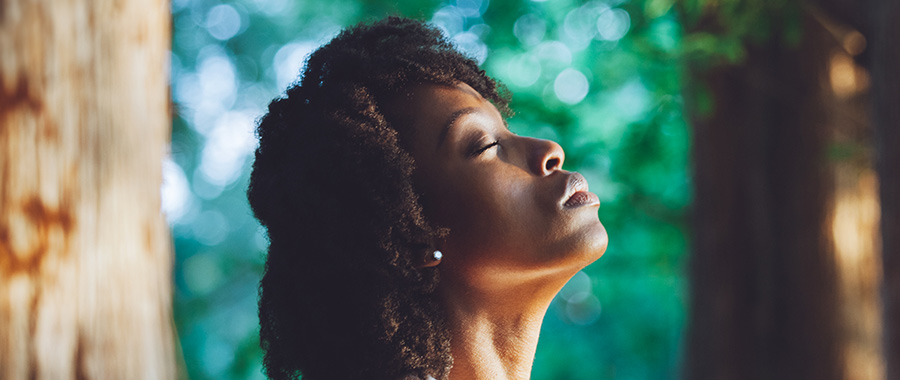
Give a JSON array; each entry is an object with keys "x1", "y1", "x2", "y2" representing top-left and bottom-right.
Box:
[
  {"x1": 833, "y1": 165, "x2": 883, "y2": 380},
  {"x1": 0, "y1": 0, "x2": 175, "y2": 378}
]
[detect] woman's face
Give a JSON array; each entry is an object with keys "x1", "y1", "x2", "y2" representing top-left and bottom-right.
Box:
[{"x1": 387, "y1": 82, "x2": 607, "y2": 291}]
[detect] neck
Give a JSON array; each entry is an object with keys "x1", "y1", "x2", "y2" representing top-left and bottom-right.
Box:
[{"x1": 440, "y1": 278, "x2": 567, "y2": 380}]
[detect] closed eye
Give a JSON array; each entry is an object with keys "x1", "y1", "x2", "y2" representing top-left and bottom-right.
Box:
[{"x1": 471, "y1": 141, "x2": 499, "y2": 157}]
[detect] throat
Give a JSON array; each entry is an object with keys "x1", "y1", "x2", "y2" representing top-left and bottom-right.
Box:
[
  {"x1": 447, "y1": 313, "x2": 544, "y2": 380},
  {"x1": 442, "y1": 289, "x2": 555, "y2": 380}
]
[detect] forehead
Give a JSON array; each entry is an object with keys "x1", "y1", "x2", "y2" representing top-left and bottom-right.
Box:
[{"x1": 382, "y1": 82, "x2": 492, "y2": 143}]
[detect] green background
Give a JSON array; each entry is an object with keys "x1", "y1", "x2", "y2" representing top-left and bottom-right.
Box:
[{"x1": 167, "y1": 0, "x2": 690, "y2": 378}]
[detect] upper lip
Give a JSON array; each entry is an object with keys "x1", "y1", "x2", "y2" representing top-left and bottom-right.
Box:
[{"x1": 561, "y1": 172, "x2": 590, "y2": 206}]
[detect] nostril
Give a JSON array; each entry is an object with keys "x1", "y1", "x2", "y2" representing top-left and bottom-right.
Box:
[
  {"x1": 545, "y1": 157, "x2": 560, "y2": 172},
  {"x1": 530, "y1": 137, "x2": 565, "y2": 175}
]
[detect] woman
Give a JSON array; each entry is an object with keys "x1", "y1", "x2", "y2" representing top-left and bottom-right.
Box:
[{"x1": 248, "y1": 17, "x2": 607, "y2": 380}]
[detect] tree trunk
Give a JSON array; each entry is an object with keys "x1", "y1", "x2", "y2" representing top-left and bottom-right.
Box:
[
  {"x1": 871, "y1": 0, "x2": 900, "y2": 377},
  {"x1": 0, "y1": 0, "x2": 175, "y2": 379},
  {"x1": 684, "y1": 10, "x2": 842, "y2": 380}
]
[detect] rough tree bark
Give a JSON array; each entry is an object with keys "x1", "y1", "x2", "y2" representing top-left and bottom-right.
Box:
[
  {"x1": 871, "y1": 0, "x2": 900, "y2": 377},
  {"x1": 0, "y1": 0, "x2": 175, "y2": 379},
  {"x1": 684, "y1": 9, "x2": 843, "y2": 380}
]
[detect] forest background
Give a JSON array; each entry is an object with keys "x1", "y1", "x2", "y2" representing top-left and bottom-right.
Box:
[
  {"x1": 1, "y1": 0, "x2": 896, "y2": 379},
  {"x1": 170, "y1": 0, "x2": 686, "y2": 378}
]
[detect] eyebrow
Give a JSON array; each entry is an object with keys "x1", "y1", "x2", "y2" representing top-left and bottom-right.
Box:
[{"x1": 436, "y1": 107, "x2": 481, "y2": 149}]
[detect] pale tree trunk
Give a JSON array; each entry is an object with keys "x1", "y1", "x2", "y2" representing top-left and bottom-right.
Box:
[{"x1": 0, "y1": 0, "x2": 175, "y2": 379}]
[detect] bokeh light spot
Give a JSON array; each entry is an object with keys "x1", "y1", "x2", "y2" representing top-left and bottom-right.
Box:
[
  {"x1": 431, "y1": 6, "x2": 465, "y2": 37},
  {"x1": 454, "y1": 0, "x2": 488, "y2": 18},
  {"x1": 197, "y1": 111, "x2": 257, "y2": 188},
  {"x1": 176, "y1": 49, "x2": 238, "y2": 134},
  {"x1": 507, "y1": 53, "x2": 541, "y2": 87},
  {"x1": 554, "y1": 68, "x2": 590, "y2": 104},
  {"x1": 273, "y1": 41, "x2": 317, "y2": 92},
  {"x1": 191, "y1": 210, "x2": 229, "y2": 246},
  {"x1": 560, "y1": 271, "x2": 592, "y2": 302},
  {"x1": 183, "y1": 252, "x2": 225, "y2": 294},
  {"x1": 206, "y1": 5, "x2": 242, "y2": 41},
  {"x1": 453, "y1": 31, "x2": 489, "y2": 64},
  {"x1": 596, "y1": 8, "x2": 631, "y2": 41},
  {"x1": 612, "y1": 80, "x2": 651, "y2": 121},
  {"x1": 566, "y1": 294, "x2": 602, "y2": 325},
  {"x1": 161, "y1": 158, "x2": 193, "y2": 225},
  {"x1": 514, "y1": 13, "x2": 546, "y2": 47},
  {"x1": 562, "y1": 1, "x2": 610, "y2": 51},
  {"x1": 536, "y1": 41, "x2": 573, "y2": 67}
]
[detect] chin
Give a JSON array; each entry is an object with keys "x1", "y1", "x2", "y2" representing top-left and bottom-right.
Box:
[
  {"x1": 543, "y1": 220, "x2": 608, "y2": 273},
  {"x1": 572, "y1": 220, "x2": 609, "y2": 267}
]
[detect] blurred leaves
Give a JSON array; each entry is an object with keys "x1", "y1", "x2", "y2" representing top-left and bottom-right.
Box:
[{"x1": 677, "y1": 0, "x2": 804, "y2": 68}]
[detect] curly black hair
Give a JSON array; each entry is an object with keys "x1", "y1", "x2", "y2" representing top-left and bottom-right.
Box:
[{"x1": 247, "y1": 17, "x2": 510, "y2": 380}]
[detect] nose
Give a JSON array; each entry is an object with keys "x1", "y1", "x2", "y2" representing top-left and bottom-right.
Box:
[{"x1": 526, "y1": 137, "x2": 565, "y2": 176}]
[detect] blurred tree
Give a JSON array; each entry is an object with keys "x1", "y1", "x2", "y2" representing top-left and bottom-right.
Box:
[
  {"x1": 682, "y1": 0, "x2": 900, "y2": 378},
  {"x1": 870, "y1": 0, "x2": 900, "y2": 377},
  {"x1": 681, "y1": 2, "x2": 842, "y2": 379},
  {"x1": 0, "y1": 0, "x2": 176, "y2": 379}
]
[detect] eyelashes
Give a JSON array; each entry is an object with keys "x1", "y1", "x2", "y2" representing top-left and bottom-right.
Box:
[{"x1": 469, "y1": 140, "x2": 499, "y2": 157}]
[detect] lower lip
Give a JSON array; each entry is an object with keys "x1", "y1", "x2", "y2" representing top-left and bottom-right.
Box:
[{"x1": 564, "y1": 191, "x2": 600, "y2": 208}]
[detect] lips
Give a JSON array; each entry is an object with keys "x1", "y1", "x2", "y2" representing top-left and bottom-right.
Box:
[{"x1": 562, "y1": 173, "x2": 600, "y2": 208}]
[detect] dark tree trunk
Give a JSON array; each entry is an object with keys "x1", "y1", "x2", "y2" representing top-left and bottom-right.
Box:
[
  {"x1": 684, "y1": 11, "x2": 842, "y2": 380},
  {"x1": 871, "y1": 0, "x2": 900, "y2": 377}
]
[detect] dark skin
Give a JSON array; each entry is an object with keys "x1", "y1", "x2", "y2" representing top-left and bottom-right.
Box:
[{"x1": 386, "y1": 83, "x2": 608, "y2": 379}]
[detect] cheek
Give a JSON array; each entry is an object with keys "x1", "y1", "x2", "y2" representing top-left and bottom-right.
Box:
[{"x1": 435, "y1": 173, "x2": 547, "y2": 255}]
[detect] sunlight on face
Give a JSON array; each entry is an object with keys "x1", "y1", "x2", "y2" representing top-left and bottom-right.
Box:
[{"x1": 385, "y1": 82, "x2": 608, "y2": 291}]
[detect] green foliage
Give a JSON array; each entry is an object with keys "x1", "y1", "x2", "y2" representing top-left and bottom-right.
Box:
[
  {"x1": 169, "y1": 0, "x2": 690, "y2": 378},
  {"x1": 677, "y1": 0, "x2": 805, "y2": 67}
]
